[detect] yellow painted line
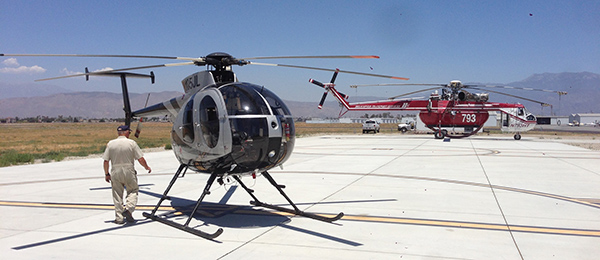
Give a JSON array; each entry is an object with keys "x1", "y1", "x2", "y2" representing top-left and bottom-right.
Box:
[
  {"x1": 0, "y1": 201, "x2": 174, "y2": 211},
  {"x1": 342, "y1": 215, "x2": 600, "y2": 237},
  {"x1": 2, "y1": 200, "x2": 599, "y2": 237}
]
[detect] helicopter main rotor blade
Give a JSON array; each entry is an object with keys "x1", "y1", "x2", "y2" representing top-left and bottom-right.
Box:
[
  {"x1": 350, "y1": 83, "x2": 445, "y2": 88},
  {"x1": 241, "y1": 55, "x2": 380, "y2": 60},
  {"x1": 1, "y1": 53, "x2": 204, "y2": 62},
  {"x1": 249, "y1": 62, "x2": 409, "y2": 80},
  {"x1": 469, "y1": 87, "x2": 550, "y2": 106},
  {"x1": 465, "y1": 84, "x2": 567, "y2": 95},
  {"x1": 34, "y1": 61, "x2": 195, "y2": 81},
  {"x1": 388, "y1": 87, "x2": 443, "y2": 100}
]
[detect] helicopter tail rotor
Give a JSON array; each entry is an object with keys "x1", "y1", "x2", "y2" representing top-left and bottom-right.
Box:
[
  {"x1": 308, "y1": 78, "x2": 330, "y2": 109},
  {"x1": 309, "y1": 69, "x2": 348, "y2": 109}
]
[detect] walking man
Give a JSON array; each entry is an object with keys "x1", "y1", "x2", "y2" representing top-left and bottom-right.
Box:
[{"x1": 103, "y1": 125, "x2": 151, "y2": 224}]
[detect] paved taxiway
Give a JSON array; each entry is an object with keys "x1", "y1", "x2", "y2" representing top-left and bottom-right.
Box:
[{"x1": 1, "y1": 134, "x2": 600, "y2": 259}]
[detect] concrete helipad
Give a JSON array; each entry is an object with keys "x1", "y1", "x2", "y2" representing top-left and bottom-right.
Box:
[{"x1": 1, "y1": 134, "x2": 600, "y2": 259}]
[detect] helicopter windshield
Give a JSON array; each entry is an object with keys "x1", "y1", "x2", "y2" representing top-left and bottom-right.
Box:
[
  {"x1": 221, "y1": 83, "x2": 271, "y2": 116},
  {"x1": 220, "y1": 83, "x2": 292, "y2": 116},
  {"x1": 522, "y1": 107, "x2": 536, "y2": 121},
  {"x1": 254, "y1": 84, "x2": 292, "y2": 116}
]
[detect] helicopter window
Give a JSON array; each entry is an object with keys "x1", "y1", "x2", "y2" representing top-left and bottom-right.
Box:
[
  {"x1": 182, "y1": 95, "x2": 195, "y2": 142},
  {"x1": 199, "y1": 96, "x2": 219, "y2": 148},
  {"x1": 221, "y1": 84, "x2": 270, "y2": 115},
  {"x1": 518, "y1": 108, "x2": 524, "y2": 116},
  {"x1": 251, "y1": 84, "x2": 292, "y2": 116},
  {"x1": 264, "y1": 95, "x2": 287, "y2": 116},
  {"x1": 212, "y1": 71, "x2": 235, "y2": 83}
]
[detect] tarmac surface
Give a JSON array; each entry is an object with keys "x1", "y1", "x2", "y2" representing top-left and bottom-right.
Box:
[{"x1": 1, "y1": 134, "x2": 600, "y2": 259}]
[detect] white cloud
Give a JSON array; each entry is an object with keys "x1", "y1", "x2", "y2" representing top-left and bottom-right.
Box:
[
  {"x1": 0, "y1": 65, "x2": 46, "y2": 74},
  {"x1": 61, "y1": 68, "x2": 81, "y2": 75},
  {"x1": 94, "y1": 67, "x2": 114, "y2": 72},
  {"x1": 1, "y1": 58, "x2": 46, "y2": 74},
  {"x1": 2, "y1": 58, "x2": 20, "y2": 67}
]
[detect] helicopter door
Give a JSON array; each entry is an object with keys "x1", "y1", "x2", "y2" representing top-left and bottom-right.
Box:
[{"x1": 194, "y1": 88, "x2": 232, "y2": 156}]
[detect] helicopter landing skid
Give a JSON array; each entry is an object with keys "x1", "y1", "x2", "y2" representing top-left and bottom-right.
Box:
[
  {"x1": 143, "y1": 164, "x2": 223, "y2": 240},
  {"x1": 233, "y1": 172, "x2": 344, "y2": 223},
  {"x1": 142, "y1": 212, "x2": 223, "y2": 239}
]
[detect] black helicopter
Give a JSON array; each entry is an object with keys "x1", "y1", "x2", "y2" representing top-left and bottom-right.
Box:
[{"x1": 1, "y1": 52, "x2": 407, "y2": 239}]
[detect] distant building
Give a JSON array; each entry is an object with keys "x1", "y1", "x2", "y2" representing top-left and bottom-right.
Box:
[
  {"x1": 305, "y1": 118, "x2": 340, "y2": 124},
  {"x1": 570, "y1": 113, "x2": 600, "y2": 125},
  {"x1": 0, "y1": 117, "x2": 16, "y2": 123},
  {"x1": 346, "y1": 118, "x2": 399, "y2": 124},
  {"x1": 536, "y1": 116, "x2": 569, "y2": 126},
  {"x1": 305, "y1": 118, "x2": 400, "y2": 124}
]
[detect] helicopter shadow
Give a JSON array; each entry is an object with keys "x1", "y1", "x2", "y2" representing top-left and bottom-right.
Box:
[
  {"x1": 139, "y1": 187, "x2": 374, "y2": 246},
  {"x1": 140, "y1": 186, "x2": 290, "y2": 229},
  {"x1": 140, "y1": 187, "x2": 397, "y2": 229}
]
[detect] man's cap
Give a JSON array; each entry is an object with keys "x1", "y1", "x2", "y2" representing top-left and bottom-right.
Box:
[{"x1": 117, "y1": 125, "x2": 131, "y2": 131}]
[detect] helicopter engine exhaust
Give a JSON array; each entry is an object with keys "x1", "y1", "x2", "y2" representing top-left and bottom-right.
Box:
[{"x1": 458, "y1": 90, "x2": 489, "y2": 102}]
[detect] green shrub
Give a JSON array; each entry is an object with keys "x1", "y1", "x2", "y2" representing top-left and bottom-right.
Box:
[{"x1": 0, "y1": 150, "x2": 35, "y2": 166}]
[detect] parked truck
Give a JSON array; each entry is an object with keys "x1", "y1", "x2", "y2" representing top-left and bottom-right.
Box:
[
  {"x1": 362, "y1": 120, "x2": 380, "y2": 134},
  {"x1": 397, "y1": 121, "x2": 415, "y2": 133}
]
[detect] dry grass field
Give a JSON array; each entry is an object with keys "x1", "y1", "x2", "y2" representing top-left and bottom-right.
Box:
[
  {"x1": 0, "y1": 122, "x2": 172, "y2": 166},
  {"x1": 0, "y1": 122, "x2": 597, "y2": 167},
  {"x1": 0, "y1": 122, "x2": 386, "y2": 166}
]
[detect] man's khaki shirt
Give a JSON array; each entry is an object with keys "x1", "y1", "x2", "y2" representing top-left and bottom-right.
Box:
[{"x1": 102, "y1": 136, "x2": 144, "y2": 167}]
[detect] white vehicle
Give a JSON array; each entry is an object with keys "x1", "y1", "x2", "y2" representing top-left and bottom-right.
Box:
[
  {"x1": 397, "y1": 122, "x2": 415, "y2": 133},
  {"x1": 362, "y1": 120, "x2": 380, "y2": 134}
]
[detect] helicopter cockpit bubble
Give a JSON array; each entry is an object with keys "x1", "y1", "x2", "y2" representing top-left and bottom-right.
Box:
[
  {"x1": 171, "y1": 82, "x2": 294, "y2": 175},
  {"x1": 219, "y1": 83, "x2": 295, "y2": 174}
]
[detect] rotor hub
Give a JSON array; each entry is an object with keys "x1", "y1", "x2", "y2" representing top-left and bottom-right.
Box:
[{"x1": 204, "y1": 52, "x2": 248, "y2": 71}]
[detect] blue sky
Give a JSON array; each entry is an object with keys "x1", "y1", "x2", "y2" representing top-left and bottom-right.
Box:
[{"x1": 1, "y1": 0, "x2": 598, "y2": 102}]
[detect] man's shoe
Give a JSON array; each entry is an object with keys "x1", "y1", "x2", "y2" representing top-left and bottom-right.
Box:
[
  {"x1": 115, "y1": 219, "x2": 125, "y2": 225},
  {"x1": 123, "y1": 210, "x2": 135, "y2": 223}
]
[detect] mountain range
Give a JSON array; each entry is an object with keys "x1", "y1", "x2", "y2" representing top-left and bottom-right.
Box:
[
  {"x1": 0, "y1": 72, "x2": 598, "y2": 118},
  {"x1": 498, "y1": 72, "x2": 599, "y2": 116}
]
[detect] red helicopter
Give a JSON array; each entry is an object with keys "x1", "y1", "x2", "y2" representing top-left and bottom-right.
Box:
[{"x1": 310, "y1": 73, "x2": 567, "y2": 140}]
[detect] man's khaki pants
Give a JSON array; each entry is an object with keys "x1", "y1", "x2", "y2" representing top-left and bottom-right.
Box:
[{"x1": 110, "y1": 165, "x2": 139, "y2": 222}]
